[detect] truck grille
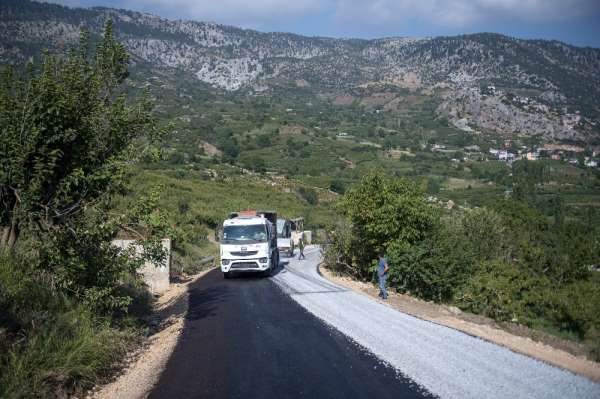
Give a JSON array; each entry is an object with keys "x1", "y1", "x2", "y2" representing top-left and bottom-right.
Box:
[
  {"x1": 231, "y1": 262, "x2": 259, "y2": 269},
  {"x1": 230, "y1": 251, "x2": 258, "y2": 257}
]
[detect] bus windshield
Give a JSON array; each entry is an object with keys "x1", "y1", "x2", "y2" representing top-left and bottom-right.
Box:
[{"x1": 277, "y1": 219, "x2": 287, "y2": 238}]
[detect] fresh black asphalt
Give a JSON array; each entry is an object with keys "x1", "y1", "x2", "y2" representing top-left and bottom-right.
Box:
[{"x1": 148, "y1": 267, "x2": 434, "y2": 399}]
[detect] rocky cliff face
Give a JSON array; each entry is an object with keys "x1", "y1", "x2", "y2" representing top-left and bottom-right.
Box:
[{"x1": 2, "y1": 0, "x2": 599, "y2": 141}]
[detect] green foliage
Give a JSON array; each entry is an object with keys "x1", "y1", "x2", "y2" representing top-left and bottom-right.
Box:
[
  {"x1": 327, "y1": 174, "x2": 600, "y2": 358},
  {"x1": 456, "y1": 260, "x2": 547, "y2": 321},
  {"x1": 426, "y1": 177, "x2": 441, "y2": 194},
  {"x1": 0, "y1": 23, "x2": 168, "y2": 397},
  {"x1": 332, "y1": 171, "x2": 437, "y2": 279},
  {"x1": 329, "y1": 178, "x2": 346, "y2": 194},
  {"x1": 120, "y1": 167, "x2": 336, "y2": 274},
  {"x1": 0, "y1": 253, "x2": 141, "y2": 398},
  {"x1": 555, "y1": 279, "x2": 600, "y2": 359},
  {"x1": 297, "y1": 186, "x2": 319, "y2": 205},
  {"x1": 512, "y1": 160, "x2": 546, "y2": 203},
  {"x1": 0, "y1": 22, "x2": 164, "y2": 251},
  {"x1": 387, "y1": 207, "x2": 509, "y2": 301}
]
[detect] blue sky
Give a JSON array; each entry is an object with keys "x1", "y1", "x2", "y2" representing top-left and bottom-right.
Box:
[{"x1": 48, "y1": 0, "x2": 600, "y2": 48}]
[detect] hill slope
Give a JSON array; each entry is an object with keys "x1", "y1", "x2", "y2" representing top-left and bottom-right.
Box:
[{"x1": 1, "y1": 0, "x2": 600, "y2": 141}]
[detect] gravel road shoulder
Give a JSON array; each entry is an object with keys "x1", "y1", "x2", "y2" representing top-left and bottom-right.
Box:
[
  {"x1": 87, "y1": 268, "x2": 214, "y2": 399},
  {"x1": 319, "y1": 265, "x2": 600, "y2": 382},
  {"x1": 273, "y1": 246, "x2": 599, "y2": 399}
]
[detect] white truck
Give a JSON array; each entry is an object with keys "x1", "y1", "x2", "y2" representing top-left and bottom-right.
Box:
[{"x1": 220, "y1": 210, "x2": 279, "y2": 279}]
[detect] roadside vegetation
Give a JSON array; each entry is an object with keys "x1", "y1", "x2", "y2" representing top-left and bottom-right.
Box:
[
  {"x1": 0, "y1": 23, "x2": 171, "y2": 397},
  {"x1": 2, "y1": 13, "x2": 600, "y2": 398},
  {"x1": 325, "y1": 170, "x2": 600, "y2": 360},
  {"x1": 119, "y1": 166, "x2": 335, "y2": 274},
  {"x1": 0, "y1": 24, "x2": 340, "y2": 397}
]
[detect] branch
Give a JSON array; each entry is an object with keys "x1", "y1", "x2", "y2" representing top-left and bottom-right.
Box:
[{"x1": 118, "y1": 224, "x2": 146, "y2": 240}]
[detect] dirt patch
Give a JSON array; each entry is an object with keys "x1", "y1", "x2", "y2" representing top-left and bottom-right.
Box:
[
  {"x1": 387, "y1": 149, "x2": 414, "y2": 159},
  {"x1": 445, "y1": 177, "x2": 487, "y2": 190},
  {"x1": 383, "y1": 96, "x2": 406, "y2": 112},
  {"x1": 333, "y1": 95, "x2": 355, "y2": 106},
  {"x1": 279, "y1": 125, "x2": 305, "y2": 135},
  {"x1": 87, "y1": 269, "x2": 214, "y2": 399},
  {"x1": 320, "y1": 266, "x2": 600, "y2": 382},
  {"x1": 199, "y1": 141, "x2": 222, "y2": 157},
  {"x1": 384, "y1": 71, "x2": 422, "y2": 90},
  {"x1": 359, "y1": 92, "x2": 396, "y2": 108}
]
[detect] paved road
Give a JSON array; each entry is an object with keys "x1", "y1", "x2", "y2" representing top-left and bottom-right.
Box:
[
  {"x1": 149, "y1": 251, "x2": 433, "y2": 399},
  {"x1": 150, "y1": 246, "x2": 600, "y2": 399}
]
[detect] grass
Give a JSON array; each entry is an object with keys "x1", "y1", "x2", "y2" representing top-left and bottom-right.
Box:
[
  {"x1": 0, "y1": 254, "x2": 141, "y2": 398},
  {"x1": 114, "y1": 165, "x2": 338, "y2": 274},
  {"x1": 125, "y1": 166, "x2": 337, "y2": 229}
]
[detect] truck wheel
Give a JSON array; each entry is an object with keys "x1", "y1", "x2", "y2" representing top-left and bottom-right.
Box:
[{"x1": 223, "y1": 272, "x2": 231, "y2": 279}]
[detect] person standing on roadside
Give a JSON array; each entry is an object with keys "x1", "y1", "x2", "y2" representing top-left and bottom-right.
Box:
[
  {"x1": 298, "y1": 233, "x2": 306, "y2": 260},
  {"x1": 377, "y1": 253, "x2": 389, "y2": 300}
]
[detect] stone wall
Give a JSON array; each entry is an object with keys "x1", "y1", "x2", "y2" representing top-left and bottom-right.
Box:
[{"x1": 112, "y1": 238, "x2": 171, "y2": 294}]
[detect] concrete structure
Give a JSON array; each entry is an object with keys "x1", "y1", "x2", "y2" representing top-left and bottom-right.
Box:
[{"x1": 112, "y1": 238, "x2": 171, "y2": 294}]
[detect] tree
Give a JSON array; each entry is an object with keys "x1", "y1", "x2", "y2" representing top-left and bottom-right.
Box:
[
  {"x1": 297, "y1": 186, "x2": 319, "y2": 205},
  {"x1": 0, "y1": 22, "x2": 164, "y2": 251},
  {"x1": 426, "y1": 177, "x2": 440, "y2": 194},
  {"x1": 329, "y1": 178, "x2": 346, "y2": 194},
  {"x1": 336, "y1": 170, "x2": 437, "y2": 279}
]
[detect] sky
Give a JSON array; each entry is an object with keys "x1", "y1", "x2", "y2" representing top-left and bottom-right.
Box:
[{"x1": 47, "y1": 0, "x2": 600, "y2": 48}]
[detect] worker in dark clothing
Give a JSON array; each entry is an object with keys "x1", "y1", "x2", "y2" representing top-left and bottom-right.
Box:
[
  {"x1": 377, "y1": 253, "x2": 389, "y2": 300},
  {"x1": 298, "y1": 234, "x2": 306, "y2": 260}
]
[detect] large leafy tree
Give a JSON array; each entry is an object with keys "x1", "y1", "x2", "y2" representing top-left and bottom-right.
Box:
[
  {"x1": 0, "y1": 22, "x2": 163, "y2": 250},
  {"x1": 334, "y1": 170, "x2": 437, "y2": 279}
]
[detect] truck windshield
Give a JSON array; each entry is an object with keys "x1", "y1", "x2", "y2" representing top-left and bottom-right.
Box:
[
  {"x1": 277, "y1": 219, "x2": 287, "y2": 238},
  {"x1": 223, "y1": 225, "x2": 268, "y2": 244}
]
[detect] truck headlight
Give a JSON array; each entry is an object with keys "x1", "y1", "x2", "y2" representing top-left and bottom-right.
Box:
[
  {"x1": 259, "y1": 257, "x2": 268, "y2": 264},
  {"x1": 221, "y1": 259, "x2": 230, "y2": 266}
]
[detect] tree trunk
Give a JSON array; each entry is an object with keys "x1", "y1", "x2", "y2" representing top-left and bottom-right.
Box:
[
  {"x1": 1, "y1": 226, "x2": 9, "y2": 248},
  {"x1": 7, "y1": 222, "x2": 19, "y2": 250},
  {"x1": 0, "y1": 223, "x2": 19, "y2": 251}
]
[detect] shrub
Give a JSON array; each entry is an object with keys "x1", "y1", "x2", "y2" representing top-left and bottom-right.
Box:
[
  {"x1": 297, "y1": 186, "x2": 319, "y2": 205},
  {"x1": 555, "y1": 280, "x2": 600, "y2": 360},
  {"x1": 334, "y1": 170, "x2": 437, "y2": 280},
  {"x1": 456, "y1": 260, "x2": 544, "y2": 322},
  {"x1": 329, "y1": 179, "x2": 346, "y2": 194},
  {"x1": 0, "y1": 254, "x2": 139, "y2": 398}
]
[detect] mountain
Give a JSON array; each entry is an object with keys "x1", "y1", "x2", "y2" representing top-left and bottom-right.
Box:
[{"x1": 1, "y1": 0, "x2": 600, "y2": 142}]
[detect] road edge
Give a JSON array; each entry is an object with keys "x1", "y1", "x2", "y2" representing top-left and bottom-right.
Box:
[
  {"x1": 87, "y1": 268, "x2": 215, "y2": 399},
  {"x1": 317, "y1": 263, "x2": 600, "y2": 383}
]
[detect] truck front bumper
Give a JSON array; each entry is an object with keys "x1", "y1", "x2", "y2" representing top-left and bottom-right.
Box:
[{"x1": 221, "y1": 258, "x2": 270, "y2": 273}]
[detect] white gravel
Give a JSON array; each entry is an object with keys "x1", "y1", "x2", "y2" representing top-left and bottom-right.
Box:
[{"x1": 272, "y1": 246, "x2": 600, "y2": 399}]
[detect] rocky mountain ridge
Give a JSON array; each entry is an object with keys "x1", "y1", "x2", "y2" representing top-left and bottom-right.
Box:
[{"x1": 1, "y1": 0, "x2": 599, "y2": 141}]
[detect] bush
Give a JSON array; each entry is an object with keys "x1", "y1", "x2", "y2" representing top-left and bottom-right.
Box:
[
  {"x1": 297, "y1": 186, "x2": 319, "y2": 205},
  {"x1": 385, "y1": 208, "x2": 508, "y2": 301},
  {"x1": 333, "y1": 170, "x2": 437, "y2": 280},
  {"x1": 456, "y1": 260, "x2": 544, "y2": 321},
  {"x1": 0, "y1": 254, "x2": 139, "y2": 398},
  {"x1": 329, "y1": 179, "x2": 346, "y2": 194},
  {"x1": 554, "y1": 280, "x2": 600, "y2": 360}
]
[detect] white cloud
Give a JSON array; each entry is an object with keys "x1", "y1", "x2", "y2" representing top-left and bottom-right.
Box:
[
  {"x1": 119, "y1": 0, "x2": 324, "y2": 29},
  {"x1": 329, "y1": 0, "x2": 600, "y2": 28},
  {"x1": 49, "y1": 0, "x2": 600, "y2": 31}
]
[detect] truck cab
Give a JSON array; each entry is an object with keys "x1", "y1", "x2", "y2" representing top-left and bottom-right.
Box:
[{"x1": 220, "y1": 211, "x2": 279, "y2": 278}]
